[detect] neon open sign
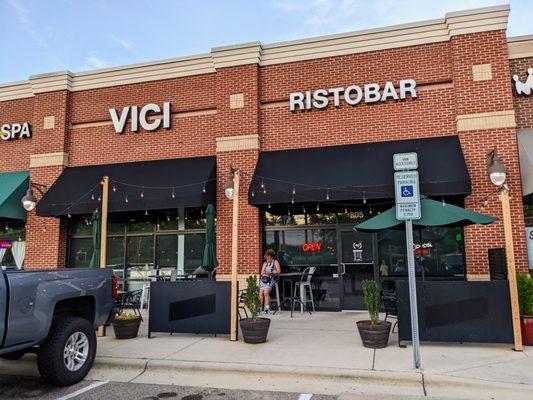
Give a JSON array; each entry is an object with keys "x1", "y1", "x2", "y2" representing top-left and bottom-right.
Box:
[{"x1": 301, "y1": 242, "x2": 323, "y2": 252}]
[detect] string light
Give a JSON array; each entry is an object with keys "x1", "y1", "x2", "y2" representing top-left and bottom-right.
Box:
[
  {"x1": 201, "y1": 207, "x2": 204, "y2": 215},
  {"x1": 263, "y1": 186, "x2": 267, "y2": 195},
  {"x1": 91, "y1": 193, "x2": 95, "y2": 201},
  {"x1": 171, "y1": 188, "x2": 175, "y2": 199},
  {"x1": 303, "y1": 205, "x2": 306, "y2": 213},
  {"x1": 140, "y1": 189, "x2": 144, "y2": 198},
  {"x1": 345, "y1": 205, "x2": 348, "y2": 214},
  {"x1": 369, "y1": 204, "x2": 373, "y2": 214},
  {"x1": 145, "y1": 210, "x2": 148, "y2": 216},
  {"x1": 68, "y1": 212, "x2": 71, "y2": 218},
  {"x1": 287, "y1": 206, "x2": 291, "y2": 216},
  {"x1": 112, "y1": 185, "x2": 117, "y2": 192},
  {"x1": 167, "y1": 213, "x2": 170, "y2": 222},
  {"x1": 202, "y1": 184, "x2": 206, "y2": 193},
  {"x1": 292, "y1": 186, "x2": 296, "y2": 196},
  {"x1": 291, "y1": 195, "x2": 295, "y2": 204},
  {"x1": 268, "y1": 202, "x2": 272, "y2": 209},
  {"x1": 363, "y1": 191, "x2": 367, "y2": 204},
  {"x1": 261, "y1": 180, "x2": 265, "y2": 189},
  {"x1": 125, "y1": 195, "x2": 129, "y2": 203},
  {"x1": 326, "y1": 189, "x2": 330, "y2": 201},
  {"x1": 4, "y1": 224, "x2": 8, "y2": 231},
  {"x1": 316, "y1": 203, "x2": 320, "y2": 211},
  {"x1": 98, "y1": 195, "x2": 101, "y2": 202},
  {"x1": 442, "y1": 197, "x2": 446, "y2": 206},
  {"x1": 185, "y1": 211, "x2": 188, "y2": 220},
  {"x1": 251, "y1": 189, "x2": 255, "y2": 197}
]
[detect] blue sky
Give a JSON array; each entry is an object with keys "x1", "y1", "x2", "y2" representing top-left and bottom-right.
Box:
[{"x1": 2, "y1": 0, "x2": 532, "y2": 83}]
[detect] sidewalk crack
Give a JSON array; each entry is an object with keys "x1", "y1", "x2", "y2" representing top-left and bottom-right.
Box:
[
  {"x1": 371, "y1": 349, "x2": 376, "y2": 370},
  {"x1": 421, "y1": 371, "x2": 427, "y2": 396},
  {"x1": 164, "y1": 336, "x2": 209, "y2": 359},
  {"x1": 129, "y1": 359, "x2": 150, "y2": 382}
]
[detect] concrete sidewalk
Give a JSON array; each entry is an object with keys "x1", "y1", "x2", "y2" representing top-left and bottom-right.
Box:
[{"x1": 2, "y1": 311, "x2": 532, "y2": 399}]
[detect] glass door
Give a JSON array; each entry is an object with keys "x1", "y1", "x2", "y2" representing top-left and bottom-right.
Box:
[{"x1": 339, "y1": 230, "x2": 376, "y2": 310}]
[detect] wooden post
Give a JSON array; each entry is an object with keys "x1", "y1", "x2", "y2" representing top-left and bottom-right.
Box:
[
  {"x1": 230, "y1": 170, "x2": 240, "y2": 341},
  {"x1": 98, "y1": 176, "x2": 109, "y2": 338},
  {"x1": 500, "y1": 188, "x2": 523, "y2": 351}
]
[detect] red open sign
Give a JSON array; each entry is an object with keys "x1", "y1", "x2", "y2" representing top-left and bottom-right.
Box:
[{"x1": 302, "y1": 242, "x2": 322, "y2": 252}]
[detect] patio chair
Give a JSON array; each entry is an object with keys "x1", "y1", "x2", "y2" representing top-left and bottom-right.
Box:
[
  {"x1": 290, "y1": 267, "x2": 316, "y2": 317},
  {"x1": 381, "y1": 280, "x2": 401, "y2": 346},
  {"x1": 270, "y1": 276, "x2": 282, "y2": 314}
]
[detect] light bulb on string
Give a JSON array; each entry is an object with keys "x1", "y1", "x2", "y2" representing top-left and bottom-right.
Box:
[
  {"x1": 291, "y1": 195, "x2": 295, "y2": 204},
  {"x1": 171, "y1": 188, "x2": 175, "y2": 199},
  {"x1": 316, "y1": 203, "x2": 320, "y2": 211},
  {"x1": 303, "y1": 205, "x2": 306, "y2": 214},
  {"x1": 145, "y1": 210, "x2": 148, "y2": 216},
  {"x1": 125, "y1": 196, "x2": 129, "y2": 203},
  {"x1": 268, "y1": 202, "x2": 272, "y2": 209},
  {"x1": 91, "y1": 193, "x2": 95, "y2": 201},
  {"x1": 287, "y1": 206, "x2": 291, "y2": 216},
  {"x1": 442, "y1": 197, "x2": 446, "y2": 206},
  {"x1": 201, "y1": 207, "x2": 204, "y2": 215},
  {"x1": 292, "y1": 186, "x2": 296, "y2": 196},
  {"x1": 4, "y1": 223, "x2": 8, "y2": 231},
  {"x1": 140, "y1": 189, "x2": 144, "y2": 198},
  {"x1": 251, "y1": 189, "x2": 255, "y2": 197},
  {"x1": 363, "y1": 192, "x2": 367, "y2": 204},
  {"x1": 68, "y1": 212, "x2": 71, "y2": 218},
  {"x1": 345, "y1": 205, "x2": 348, "y2": 214},
  {"x1": 167, "y1": 213, "x2": 170, "y2": 222},
  {"x1": 112, "y1": 185, "x2": 117, "y2": 192},
  {"x1": 202, "y1": 183, "x2": 206, "y2": 194},
  {"x1": 263, "y1": 186, "x2": 267, "y2": 195},
  {"x1": 261, "y1": 180, "x2": 265, "y2": 189},
  {"x1": 185, "y1": 212, "x2": 188, "y2": 221},
  {"x1": 98, "y1": 195, "x2": 101, "y2": 202},
  {"x1": 369, "y1": 204, "x2": 373, "y2": 214},
  {"x1": 326, "y1": 189, "x2": 330, "y2": 201}
]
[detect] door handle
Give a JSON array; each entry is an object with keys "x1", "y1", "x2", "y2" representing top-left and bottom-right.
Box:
[{"x1": 341, "y1": 263, "x2": 346, "y2": 275}]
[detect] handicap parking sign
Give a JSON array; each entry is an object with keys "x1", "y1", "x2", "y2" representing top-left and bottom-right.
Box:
[{"x1": 401, "y1": 185, "x2": 414, "y2": 197}]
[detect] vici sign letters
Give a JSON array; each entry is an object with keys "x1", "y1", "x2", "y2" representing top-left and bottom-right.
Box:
[{"x1": 109, "y1": 102, "x2": 171, "y2": 133}]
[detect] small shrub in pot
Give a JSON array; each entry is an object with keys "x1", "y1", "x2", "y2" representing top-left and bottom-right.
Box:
[
  {"x1": 357, "y1": 279, "x2": 391, "y2": 349},
  {"x1": 112, "y1": 312, "x2": 142, "y2": 339},
  {"x1": 239, "y1": 276, "x2": 271, "y2": 344},
  {"x1": 517, "y1": 273, "x2": 533, "y2": 346}
]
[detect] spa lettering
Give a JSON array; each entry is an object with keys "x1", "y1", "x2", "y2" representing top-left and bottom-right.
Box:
[
  {"x1": 289, "y1": 79, "x2": 417, "y2": 111},
  {"x1": 1, "y1": 123, "x2": 31, "y2": 141},
  {"x1": 109, "y1": 102, "x2": 171, "y2": 133}
]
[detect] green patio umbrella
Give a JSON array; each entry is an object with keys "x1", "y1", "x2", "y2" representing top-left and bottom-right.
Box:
[
  {"x1": 89, "y1": 211, "x2": 101, "y2": 268},
  {"x1": 355, "y1": 197, "x2": 496, "y2": 232},
  {"x1": 201, "y1": 204, "x2": 218, "y2": 275}
]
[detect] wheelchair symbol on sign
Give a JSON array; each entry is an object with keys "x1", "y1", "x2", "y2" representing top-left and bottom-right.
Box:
[{"x1": 401, "y1": 185, "x2": 414, "y2": 197}]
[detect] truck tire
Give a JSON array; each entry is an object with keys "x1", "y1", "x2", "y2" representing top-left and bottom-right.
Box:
[{"x1": 37, "y1": 316, "x2": 97, "y2": 386}]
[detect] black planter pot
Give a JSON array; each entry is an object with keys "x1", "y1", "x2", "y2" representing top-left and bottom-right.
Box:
[
  {"x1": 112, "y1": 317, "x2": 142, "y2": 339},
  {"x1": 357, "y1": 320, "x2": 391, "y2": 349},
  {"x1": 239, "y1": 317, "x2": 271, "y2": 344}
]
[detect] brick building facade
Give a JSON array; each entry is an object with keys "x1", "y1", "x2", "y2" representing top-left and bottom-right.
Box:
[{"x1": 0, "y1": 5, "x2": 531, "y2": 306}]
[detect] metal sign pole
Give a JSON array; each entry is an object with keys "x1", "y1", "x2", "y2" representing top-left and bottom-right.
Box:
[{"x1": 405, "y1": 219, "x2": 421, "y2": 369}]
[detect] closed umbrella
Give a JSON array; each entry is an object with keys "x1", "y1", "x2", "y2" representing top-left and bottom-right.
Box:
[
  {"x1": 201, "y1": 204, "x2": 218, "y2": 276},
  {"x1": 89, "y1": 211, "x2": 101, "y2": 268},
  {"x1": 355, "y1": 197, "x2": 496, "y2": 232}
]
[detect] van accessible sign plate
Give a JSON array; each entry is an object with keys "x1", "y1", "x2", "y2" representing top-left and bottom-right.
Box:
[
  {"x1": 394, "y1": 171, "x2": 421, "y2": 220},
  {"x1": 393, "y1": 152, "x2": 418, "y2": 171}
]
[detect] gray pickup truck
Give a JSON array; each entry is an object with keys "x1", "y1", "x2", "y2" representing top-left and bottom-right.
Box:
[{"x1": 0, "y1": 268, "x2": 116, "y2": 386}]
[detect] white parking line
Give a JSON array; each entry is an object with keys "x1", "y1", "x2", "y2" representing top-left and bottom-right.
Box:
[
  {"x1": 55, "y1": 380, "x2": 109, "y2": 400},
  {"x1": 298, "y1": 394, "x2": 313, "y2": 400}
]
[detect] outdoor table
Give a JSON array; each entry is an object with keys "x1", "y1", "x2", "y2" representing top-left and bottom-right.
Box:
[{"x1": 279, "y1": 272, "x2": 307, "y2": 313}]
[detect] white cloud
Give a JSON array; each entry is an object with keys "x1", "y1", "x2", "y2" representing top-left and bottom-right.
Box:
[
  {"x1": 112, "y1": 35, "x2": 134, "y2": 50},
  {"x1": 83, "y1": 56, "x2": 110, "y2": 70},
  {"x1": 271, "y1": 0, "x2": 504, "y2": 40},
  {"x1": 7, "y1": 0, "x2": 48, "y2": 47}
]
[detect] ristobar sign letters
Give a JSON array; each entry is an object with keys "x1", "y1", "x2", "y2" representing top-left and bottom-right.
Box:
[
  {"x1": 110, "y1": 102, "x2": 171, "y2": 133},
  {"x1": 289, "y1": 79, "x2": 417, "y2": 111}
]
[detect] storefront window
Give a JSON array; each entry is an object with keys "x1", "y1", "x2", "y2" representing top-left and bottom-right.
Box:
[
  {"x1": 378, "y1": 227, "x2": 466, "y2": 279},
  {"x1": 0, "y1": 223, "x2": 26, "y2": 269},
  {"x1": 307, "y1": 213, "x2": 336, "y2": 225},
  {"x1": 265, "y1": 212, "x2": 306, "y2": 226},
  {"x1": 306, "y1": 229, "x2": 337, "y2": 265},
  {"x1": 157, "y1": 235, "x2": 177, "y2": 272},
  {"x1": 68, "y1": 237, "x2": 94, "y2": 268},
  {"x1": 265, "y1": 230, "x2": 306, "y2": 266},
  {"x1": 106, "y1": 236, "x2": 124, "y2": 269},
  {"x1": 183, "y1": 233, "x2": 206, "y2": 274}
]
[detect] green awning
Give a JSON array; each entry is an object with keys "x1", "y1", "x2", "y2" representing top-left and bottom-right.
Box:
[
  {"x1": 355, "y1": 197, "x2": 496, "y2": 232},
  {"x1": 0, "y1": 171, "x2": 29, "y2": 221}
]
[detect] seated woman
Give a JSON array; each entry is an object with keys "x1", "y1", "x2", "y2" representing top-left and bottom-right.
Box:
[{"x1": 259, "y1": 249, "x2": 281, "y2": 314}]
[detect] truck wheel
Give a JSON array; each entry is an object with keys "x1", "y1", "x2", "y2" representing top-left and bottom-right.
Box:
[{"x1": 37, "y1": 316, "x2": 97, "y2": 386}]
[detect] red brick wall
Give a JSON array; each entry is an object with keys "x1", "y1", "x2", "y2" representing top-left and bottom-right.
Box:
[
  {"x1": 511, "y1": 56, "x2": 533, "y2": 129},
  {"x1": 0, "y1": 97, "x2": 34, "y2": 171},
  {"x1": 451, "y1": 31, "x2": 528, "y2": 274},
  {"x1": 0, "y1": 29, "x2": 528, "y2": 278}
]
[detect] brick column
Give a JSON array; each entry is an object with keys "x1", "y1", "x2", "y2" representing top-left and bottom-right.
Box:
[
  {"x1": 25, "y1": 73, "x2": 71, "y2": 269},
  {"x1": 452, "y1": 31, "x2": 529, "y2": 278},
  {"x1": 212, "y1": 51, "x2": 263, "y2": 284}
]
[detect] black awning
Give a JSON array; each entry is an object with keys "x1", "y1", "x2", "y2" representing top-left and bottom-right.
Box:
[
  {"x1": 37, "y1": 157, "x2": 216, "y2": 217},
  {"x1": 249, "y1": 136, "x2": 471, "y2": 209}
]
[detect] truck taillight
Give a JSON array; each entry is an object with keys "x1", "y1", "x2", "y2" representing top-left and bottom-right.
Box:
[{"x1": 112, "y1": 274, "x2": 118, "y2": 298}]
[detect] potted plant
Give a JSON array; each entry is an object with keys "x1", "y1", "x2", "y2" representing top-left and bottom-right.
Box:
[
  {"x1": 357, "y1": 279, "x2": 391, "y2": 348},
  {"x1": 517, "y1": 273, "x2": 533, "y2": 346},
  {"x1": 112, "y1": 312, "x2": 142, "y2": 339},
  {"x1": 239, "y1": 275, "x2": 271, "y2": 344}
]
